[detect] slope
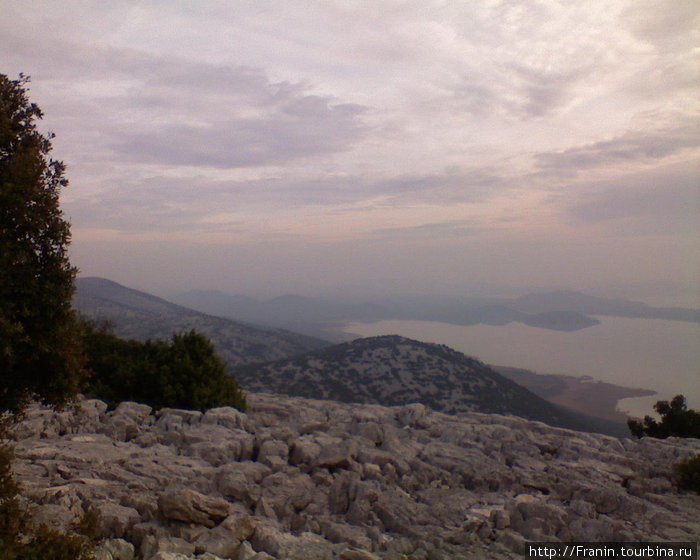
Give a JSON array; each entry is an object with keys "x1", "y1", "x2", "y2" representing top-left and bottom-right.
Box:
[
  {"x1": 233, "y1": 335, "x2": 628, "y2": 435},
  {"x1": 73, "y1": 277, "x2": 329, "y2": 367}
]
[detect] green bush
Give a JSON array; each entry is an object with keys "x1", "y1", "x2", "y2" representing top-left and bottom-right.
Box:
[
  {"x1": 673, "y1": 455, "x2": 700, "y2": 494},
  {"x1": 83, "y1": 325, "x2": 246, "y2": 412},
  {"x1": 627, "y1": 395, "x2": 700, "y2": 439}
]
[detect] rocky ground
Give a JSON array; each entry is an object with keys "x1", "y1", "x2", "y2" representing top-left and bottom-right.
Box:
[{"x1": 7, "y1": 394, "x2": 700, "y2": 560}]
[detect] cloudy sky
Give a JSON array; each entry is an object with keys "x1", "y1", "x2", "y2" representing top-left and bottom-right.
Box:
[{"x1": 3, "y1": 1, "x2": 698, "y2": 301}]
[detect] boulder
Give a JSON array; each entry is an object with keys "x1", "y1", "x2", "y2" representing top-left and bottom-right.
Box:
[
  {"x1": 318, "y1": 438, "x2": 358, "y2": 469},
  {"x1": 93, "y1": 538, "x2": 135, "y2": 560},
  {"x1": 93, "y1": 502, "x2": 141, "y2": 538},
  {"x1": 113, "y1": 401, "x2": 152, "y2": 423},
  {"x1": 257, "y1": 439, "x2": 289, "y2": 470},
  {"x1": 395, "y1": 403, "x2": 432, "y2": 429},
  {"x1": 217, "y1": 462, "x2": 270, "y2": 506},
  {"x1": 140, "y1": 536, "x2": 196, "y2": 559},
  {"x1": 289, "y1": 436, "x2": 322, "y2": 467},
  {"x1": 158, "y1": 487, "x2": 231, "y2": 527},
  {"x1": 202, "y1": 407, "x2": 250, "y2": 432},
  {"x1": 193, "y1": 512, "x2": 255, "y2": 558}
]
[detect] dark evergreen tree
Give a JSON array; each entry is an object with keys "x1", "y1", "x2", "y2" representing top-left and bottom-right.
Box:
[
  {"x1": 0, "y1": 74, "x2": 84, "y2": 414},
  {"x1": 628, "y1": 395, "x2": 700, "y2": 439},
  {"x1": 0, "y1": 74, "x2": 93, "y2": 559}
]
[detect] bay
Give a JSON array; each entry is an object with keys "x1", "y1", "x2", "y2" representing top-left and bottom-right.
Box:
[{"x1": 344, "y1": 316, "x2": 700, "y2": 418}]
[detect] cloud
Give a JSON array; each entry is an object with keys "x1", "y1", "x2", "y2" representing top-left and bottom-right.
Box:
[
  {"x1": 111, "y1": 98, "x2": 366, "y2": 168},
  {"x1": 565, "y1": 161, "x2": 700, "y2": 232},
  {"x1": 534, "y1": 123, "x2": 700, "y2": 174},
  {"x1": 3, "y1": 1, "x2": 699, "y2": 295},
  {"x1": 372, "y1": 220, "x2": 482, "y2": 241},
  {"x1": 63, "y1": 163, "x2": 510, "y2": 236},
  {"x1": 2, "y1": 31, "x2": 369, "y2": 169},
  {"x1": 622, "y1": 0, "x2": 699, "y2": 49}
]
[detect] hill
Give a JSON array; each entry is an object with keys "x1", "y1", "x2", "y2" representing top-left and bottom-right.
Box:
[
  {"x1": 233, "y1": 335, "x2": 628, "y2": 436},
  {"x1": 73, "y1": 277, "x2": 329, "y2": 367}
]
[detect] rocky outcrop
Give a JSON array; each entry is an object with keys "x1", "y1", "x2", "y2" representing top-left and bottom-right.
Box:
[{"x1": 8, "y1": 394, "x2": 700, "y2": 560}]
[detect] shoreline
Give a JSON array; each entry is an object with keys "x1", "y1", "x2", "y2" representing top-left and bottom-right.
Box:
[{"x1": 494, "y1": 366, "x2": 657, "y2": 423}]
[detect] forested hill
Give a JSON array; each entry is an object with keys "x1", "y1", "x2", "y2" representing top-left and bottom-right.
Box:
[
  {"x1": 73, "y1": 277, "x2": 329, "y2": 367},
  {"x1": 234, "y1": 335, "x2": 628, "y2": 436}
]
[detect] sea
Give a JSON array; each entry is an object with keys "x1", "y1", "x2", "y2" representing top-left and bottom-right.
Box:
[{"x1": 343, "y1": 316, "x2": 700, "y2": 419}]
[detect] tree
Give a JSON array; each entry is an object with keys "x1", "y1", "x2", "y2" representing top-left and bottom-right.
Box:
[
  {"x1": 0, "y1": 74, "x2": 84, "y2": 414},
  {"x1": 0, "y1": 74, "x2": 94, "y2": 558},
  {"x1": 83, "y1": 325, "x2": 247, "y2": 412},
  {"x1": 628, "y1": 395, "x2": 700, "y2": 439}
]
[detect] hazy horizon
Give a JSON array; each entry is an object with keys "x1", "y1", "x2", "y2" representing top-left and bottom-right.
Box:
[
  {"x1": 78, "y1": 272, "x2": 700, "y2": 311},
  {"x1": 3, "y1": 1, "x2": 698, "y2": 301}
]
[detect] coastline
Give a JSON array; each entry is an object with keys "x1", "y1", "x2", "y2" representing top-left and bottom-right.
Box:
[{"x1": 494, "y1": 366, "x2": 656, "y2": 423}]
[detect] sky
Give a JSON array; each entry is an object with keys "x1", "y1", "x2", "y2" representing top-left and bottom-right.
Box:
[{"x1": 2, "y1": 0, "x2": 699, "y2": 301}]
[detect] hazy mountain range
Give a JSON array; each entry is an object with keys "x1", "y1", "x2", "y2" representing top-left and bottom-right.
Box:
[
  {"x1": 73, "y1": 277, "x2": 632, "y2": 436},
  {"x1": 74, "y1": 277, "x2": 328, "y2": 366},
  {"x1": 173, "y1": 288, "x2": 700, "y2": 339}
]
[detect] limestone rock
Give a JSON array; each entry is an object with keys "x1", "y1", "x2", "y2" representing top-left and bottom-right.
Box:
[
  {"x1": 158, "y1": 487, "x2": 231, "y2": 527},
  {"x1": 93, "y1": 538, "x2": 135, "y2": 560},
  {"x1": 257, "y1": 439, "x2": 289, "y2": 470},
  {"x1": 140, "y1": 535, "x2": 196, "y2": 559},
  {"x1": 8, "y1": 393, "x2": 700, "y2": 560},
  {"x1": 317, "y1": 438, "x2": 358, "y2": 469},
  {"x1": 94, "y1": 502, "x2": 141, "y2": 538},
  {"x1": 203, "y1": 406, "x2": 251, "y2": 432}
]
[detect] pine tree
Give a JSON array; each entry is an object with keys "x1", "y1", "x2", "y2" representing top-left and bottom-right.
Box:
[{"x1": 0, "y1": 74, "x2": 84, "y2": 414}]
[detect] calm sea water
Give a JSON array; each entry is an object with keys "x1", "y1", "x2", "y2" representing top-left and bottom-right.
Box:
[{"x1": 343, "y1": 317, "x2": 700, "y2": 418}]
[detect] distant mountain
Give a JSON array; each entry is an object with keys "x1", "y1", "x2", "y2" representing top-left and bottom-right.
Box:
[
  {"x1": 173, "y1": 289, "x2": 388, "y2": 338},
  {"x1": 179, "y1": 288, "x2": 699, "y2": 340},
  {"x1": 510, "y1": 290, "x2": 700, "y2": 322},
  {"x1": 172, "y1": 290, "x2": 602, "y2": 337},
  {"x1": 233, "y1": 335, "x2": 628, "y2": 436},
  {"x1": 74, "y1": 277, "x2": 329, "y2": 367}
]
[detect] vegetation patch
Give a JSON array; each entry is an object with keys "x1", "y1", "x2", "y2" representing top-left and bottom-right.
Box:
[
  {"x1": 627, "y1": 395, "x2": 700, "y2": 439},
  {"x1": 84, "y1": 324, "x2": 246, "y2": 412},
  {"x1": 673, "y1": 455, "x2": 700, "y2": 494}
]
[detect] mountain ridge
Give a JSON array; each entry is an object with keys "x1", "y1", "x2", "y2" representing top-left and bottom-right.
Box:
[{"x1": 73, "y1": 277, "x2": 330, "y2": 367}]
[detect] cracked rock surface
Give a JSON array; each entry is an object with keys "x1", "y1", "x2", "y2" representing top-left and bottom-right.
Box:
[{"x1": 8, "y1": 394, "x2": 700, "y2": 560}]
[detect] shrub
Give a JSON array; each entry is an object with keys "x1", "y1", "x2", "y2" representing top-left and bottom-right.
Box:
[
  {"x1": 673, "y1": 455, "x2": 700, "y2": 494},
  {"x1": 627, "y1": 395, "x2": 700, "y2": 439},
  {"x1": 83, "y1": 324, "x2": 246, "y2": 412}
]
